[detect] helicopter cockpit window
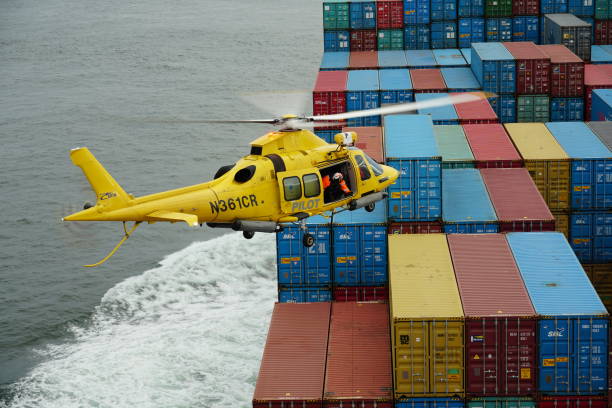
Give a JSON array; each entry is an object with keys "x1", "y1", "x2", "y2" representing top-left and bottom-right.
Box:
[
  {"x1": 364, "y1": 154, "x2": 384, "y2": 176},
  {"x1": 354, "y1": 155, "x2": 371, "y2": 181},
  {"x1": 283, "y1": 176, "x2": 302, "y2": 201},
  {"x1": 303, "y1": 173, "x2": 321, "y2": 198}
]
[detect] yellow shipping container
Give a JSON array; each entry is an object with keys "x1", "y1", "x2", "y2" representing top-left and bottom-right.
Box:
[
  {"x1": 389, "y1": 234, "x2": 464, "y2": 399},
  {"x1": 583, "y1": 263, "x2": 612, "y2": 313},
  {"x1": 551, "y1": 210, "x2": 569, "y2": 238},
  {"x1": 505, "y1": 123, "x2": 571, "y2": 211}
]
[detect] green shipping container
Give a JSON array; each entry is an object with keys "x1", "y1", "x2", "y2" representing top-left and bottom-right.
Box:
[
  {"x1": 485, "y1": 0, "x2": 512, "y2": 17},
  {"x1": 433, "y1": 125, "x2": 475, "y2": 169},
  {"x1": 469, "y1": 398, "x2": 536, "y2": 408},
  {"x1": 595, "y1": 0, "x2": 612, "y2": 19},
  {"x1": 323, "y1": 0, "x2": 350, "y2": 30},
  {"x1": 377, "y1": 29, "x2": 404, "y2": 50},
  {"x1": 517, "y1": 95, "x2": 550, "y2": 123}
]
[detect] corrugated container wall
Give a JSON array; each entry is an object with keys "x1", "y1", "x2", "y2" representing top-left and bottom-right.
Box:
[
  {"x1": 503, "y1": 42, "x2": 550, "y2": 95},
  {"x1": 591, "y1": 89, "x2": 612, "y2": 121},
  {"x1": 278, "y1": 286, "x2": 332, "y2": 303},
  {"x1": 486, "y1": 0, "x2": 512, "y2": 17},
  {"x1": 470, "y1": 398, "x2": 536, "y2": 408},
  {"x1": 389, "y1": 234, "x2": 464, "y2": 398},
  {"x1": 349, "y1": 0, "x2": 377, "y2": 29},
  {"x1": 583, "y1": 263, "x2": 612, "y2": 312},
  {"x1": 463, "y1": 124, "x2": 522, "y2": 168},
  {"x1": 506, "y1": 232, "x2": 609, "y2": 395},
  {"x1": 434, "y1": 49, "x2": 468, "y2": 67},
  {"x1": 550, "y1": 98, "x2": 585, "y2": 121},
  {"x1": 397, "y1": 398, "x2": 465, "y2": 408},
  {"x1": 543, "y1": 14, "x2": 592, "y2": 61},
  {"x1": 448, "y1": 234, "x2": 537, "y2": 396},
  {"x1": 411, "y1": 69, "x2": 447, "y2": 92},
  {"x1": 323, "y1": 0, "x2": 350, "y2": 30},
  {"x1": 441, "y1": 67, "x2": 481, "y2": 92},
  {"x1": 320, "y1": 51, "x2": 350, "y2": 71},
  {"x1": 350, "y1": 29, "x2": 377, "y2": 51},
  {"x1": 596, "y1": 0, "x2": 612, "y2": 18},
  {"x1": 379, "y1": 68, "x2": 414, "y2": 106},
  {"x1": 513, "y1": 0, "x2": 539, "y2": 15},
  {"x1": 594, "y1": 20, "x2": 612, "y2": 45},
  {"x1": 569, "y1": 211, "x2": 612, "y2": 263},
  {"x1": 585, "y1": 65, "x2": 612, "y2": 118},
  {"x1": 324, "y1": 30, "x2": 350, "y2": 52},
  {"x1": 431, "y1": 0, "x2": 458, "y2": 20},
  {"x1": 516, "y1": 95, "x2": 550, "y2": 123},
  {"x1": 539, "y1": 397, "x2": 608, "y2": 408},
  {"x1": 488, "y1": 94, "x2": 517, "y2": 123},
  {"x1": 404, "y1": 0, "x2": 431, "y2": 24},
  {"x1": 458, "y1": 0, "x2": 484, "y2": 16},
  {"x1": 512, "y1": 16, "x2": 540, "y2": 43},
  {"x1": 458, "y1": 18, "x2": 486, "y2": 48},
  {"x1": 388, "y1": 221, "x2": 444, "y2": 234},
  {"x1": 377, "y1": 0, "x2": 404, "y2": 29},
  {"x1": 332, "y1": 285, "x2": 389, "y2": 302},
  {"x1": 407, "y1": 49, "x2": 437, "y2": 69},
  {"x1": 486, "y1": 18, "x2": 513, "y2": 42},
  {"x1": 433, "y1": 125, "x2": 475, "y2": 168},
  {"x1": 453, "y1": 93, "x2": 499, "y2": 124},
  {"x1": 346, "y1": 70, "x2": 380, "y2": 127},
  {"x1": 471, "y1": 42, "x2": 516, "y2": 94},
  {"x1": 313, "y1": 70, "x2": 348, "y2": 120},
  {"x1": 431, "y1": 21, "x2": 458, "y2": 49},
  {"x1": 378, "y1": 29, "x2": 404, "y2": 50},
  {"x1": 537, "y1": 44, "x2": 584, "y2": 98},
  {"x1": 404, "y1": 25, "x2": 431, "y2": 50},
  {"x1": 588, "y1": 121, "x2": 612, "y2": 152},
  {"x1": 379, "y1": 50, "x2": 408, "y2": 68},
  {"x1": 349, "y1": 50, "x2": 378, "y2": 69}
]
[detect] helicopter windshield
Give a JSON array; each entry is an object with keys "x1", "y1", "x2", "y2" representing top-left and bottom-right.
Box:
[{"x1": 363, "y1": 153, "x2": 384, "y2": 176}]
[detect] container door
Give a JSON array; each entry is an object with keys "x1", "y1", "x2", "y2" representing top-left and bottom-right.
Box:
[
  {"x1": 466, "y1": 319, "x2": 499, "y2": 395},
  {"x1": 539, "y1": 318, "x2": 573, "y2": 393},
  {"x1": 503, "y1": 318, "x2": 537, "y2": 395},
  {"x1": 395, "y1": 320, "x2": 429, "y2": 396},
  {"x1": 430, "y1": 320, "x2": 464, "y2": 395},
  {"x1": 574, "y1": 317, "x2": 608, "y2": 393}
]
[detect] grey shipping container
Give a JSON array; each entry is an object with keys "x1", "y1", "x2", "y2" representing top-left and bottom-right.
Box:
[{"x1": 543, "y1": 14, "x2": 592, "y2": 61}]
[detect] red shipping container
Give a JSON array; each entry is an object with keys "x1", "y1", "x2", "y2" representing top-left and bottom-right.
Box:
[
  {"x1": 313, "y1": 70, "x2": 347, "y2": 130},
  {"x1": 253, "y1": 302, "x2": 331, "y2": 408},
  {"x1": 585, "y1": 64, "x2": 612, "y2": 117},
  {"x1": 377, "y1": 0, "x2": 403, "y2": 29},
  {"x1": 387, "y1": 221, "x2": 444, "y2": 234},
  {"x1": 324, "y1": 302, "x2": 392, "y2": 408},
  {"x1": 595, "y1": 20, "x2": 612, "y2": 45},
  {"x1": 453, "y1": 93, "x2": 499, "y2": 124},
  {"x1": 348, "y1": 51, "x2": 379, "y2": 70},
  {"x1": 503, "y1": 42, "x2": 551, "y2": 95},
  {"x1": 480, "y1": 168, "x2": 555, "y2": 232},
  {"x1": 448, "y1": 234, "x2": 537, "y2": 396},
  {"x1": 463, "y1": 124, "x2": 523, "y2": 168},
  {"x1": 410, "y1": 68, "x2": 447, "y2": 93},
  {"x1": 342, "y1": 126, "x2": 384, "y2": 162},
  {"x1": 333, "y1": 286, "x2": 389, "y2": 302},
  {"x1": 350, "y1": 30, "x2": 377, "y2": 51},
  {"x1": 539, "y1": 396, "x2": 608, "y2": 408},
  {"x1": 538, "y1": 44, "x2": 584, "y2": 97},
  {"x1": 512, "y1": 0, "x2": 539, "y2": 15}
]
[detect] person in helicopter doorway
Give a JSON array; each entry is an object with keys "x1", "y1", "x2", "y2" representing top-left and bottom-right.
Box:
[{"x1": 323, "y1": 172, "x2": 351, "y2": 203}]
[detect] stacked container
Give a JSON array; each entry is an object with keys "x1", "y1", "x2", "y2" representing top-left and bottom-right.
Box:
[
  {"x1": 342, "y1": 126, "x2": 384, "y2": 162},
  {"x1": 591, "y1": 88, "x2": 612, "y2": 120},
  {"x1": 320, "y1": 51, "x2": 350, "y2": 71},
  {"x1": 411, "y1": 68, "x2": 448, "y2": 92},
  {"x1": 543, "y1": 14, "x2": 592, "y2": 61},
  {"x1": 453, "y1": 92, "x2": 500, "y2": 123},
  {"x1": 349, "y1": 50, "x2": 379, "y2": 69},
  {"x1": 434, "y1": 124, "x2": 475, "y2": 168},
  {"x1": 585, "y1": 64, "x2": 612, "y2": 118},
  {"x1": 346, "y1": 69, "x2": 380, "y2": 126},
  {"x1": 379, "y1": 68, "x2": 414, "y2": 105},
  {"x1": 417, "y1": 93, "x2": 460, "y2": 123},
  {"x1": 463, "y1": 123, "x2": 523, "y2": 168},
  {"x1": 441, "y1": 67, "x2": 482, "y2": 92}
]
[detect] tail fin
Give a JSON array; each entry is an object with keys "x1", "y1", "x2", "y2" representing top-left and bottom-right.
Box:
[{"x1": 70, "y1": 147, "x2": 130, "y2": 209}]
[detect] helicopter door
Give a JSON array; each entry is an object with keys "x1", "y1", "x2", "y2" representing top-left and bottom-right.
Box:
[{"x1": 277, "y1": 170, "x2": 323, "y2": 215}]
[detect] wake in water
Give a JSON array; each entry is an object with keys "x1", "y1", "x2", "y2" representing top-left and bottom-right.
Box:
[{"x1": 3, "y1": 232, "x2": 277, "y2": 408}]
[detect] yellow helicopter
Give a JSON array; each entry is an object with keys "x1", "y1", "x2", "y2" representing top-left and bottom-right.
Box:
[{"x1": 63, "y1": 92, "x2": 489, "y2": 267}]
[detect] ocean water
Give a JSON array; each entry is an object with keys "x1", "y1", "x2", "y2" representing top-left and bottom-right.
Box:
[{"x1": 0, "y1": 0, "x2": 321, "y2": 406}]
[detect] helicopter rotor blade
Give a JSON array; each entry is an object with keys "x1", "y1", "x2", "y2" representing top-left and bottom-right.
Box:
[
  {"x1": 149, "y1": 119, "x2": 279, "y2": 125},
  {"x1": 239, "y1": 90, "x2": 312, "y2": 117},
  {"x1": 309, "y1": 92, "x2": 497, "y2": 122}
]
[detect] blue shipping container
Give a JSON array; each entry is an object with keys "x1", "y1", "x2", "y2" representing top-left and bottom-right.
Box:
[
  {"x1": 507, "y1": 232, "x2": 608, "y2": 395},
  {"x1": 458, "y1": 17, "x2": 485, "y2": 48},
  {"x1": 349, "y1": 0, "x2": 377, "y2": 29},
  {"x1": 442, "y1": 168, "x2": 498, "y2": 233},
  {"x1": 568, "y1": 0, "x2": 594, "y2": 16},
  {"x1": 546, "y1": 122, "x2": 612, "y2": 210},
  {"x1": 471, "y1": 42, "x2": 516, "y2": 93},
  {"x1": 488, "y1": 94, "x2": 516, "y2": 123},
  {"x1": 406, "y1": 49, "x2": 437, "y2": 68},
  {"x1": 512, "y1": 16, "x2": 539, "y2": 43},
  {"x1": 541, "y1": 0, "x2": 568, "y2": 13},
  {"x1": 346, "y1": 70, "x2": 380, "y2": 127},
  {"x1": 314, "y1": 130, "x2": 337, "y2": 143},
  {"x1": 378, "y1": 50, "x2": 408, "y2": 68},
  {"x1": 416, "y1": 93, "x2": 459, "y2": 124},
  {"x1": 396, "y1": 399, "x2": 465, "y2": 408},
  {"x1": 591, "y1": 89, "x2": 612, "y2": 121},
  {"x1": 385, "y1": 115, "x2": 442, "y2": 221},
  {"x1": 404, "y1": 0, "x2": 430, "y2": 24},
  {"x1": 320, "y1": 51, "x2": 350, "y2": 70},
  {"x1": 430, "y1": 21, "x2": 457, "y2": 49},
  {"x1": 433, "y1": 48, "x2": 468, "y2": 66},
  {"x1": 550, "y1": 98, "x2": 585, "y2": 122},
  {"x1": 431, "y1": 0, "x2": 457, "y2": 20},
  {"x1": 324, "y1": 31, "x2": 350, "y2": 52},
  {"x1": 570, "y1": 211, "x2": 612, "y2": 263},
  {"x1": 460, "y1": 47, "x2": 471, "y2": 64},
  {"x1": 458, "y1": 0, "x2": 484, "y2": 16},
  {"x1": 591, "y1": 45, "x2": 612, "y2": 65},
  {"x1": 404, "y1": 25, "x2": 431, "y2": 50},
  {"x1": 278, "y1": 286, "x2": 332, "y2": 303},
  {"x1": 441, "y1": 67, "x2": 481, "y2": 91},
  {"x1": 485, "y1": 18, "x2": 513, "y2": 42},
  {"x1": 379, "y1": 69, "x2": 414, "y2": 105}
]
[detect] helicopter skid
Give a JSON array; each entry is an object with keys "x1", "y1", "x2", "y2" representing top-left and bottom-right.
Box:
[{"x1": 348, "y1": 191, "x2": 387, "y2": 211}]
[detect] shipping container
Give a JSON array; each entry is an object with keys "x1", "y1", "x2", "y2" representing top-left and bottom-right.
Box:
[
  {"x1": 350, "y1": 0, "x2": 377, "y2": 29},
  {"x1": 324, "y1": 30, "x2": 350, "y2": 52},
  {"x1": 379, "y1": 50, "x2": 409, "y2": 68},
  {"x1": 431, "y1": 21, "x2": 458, "y2": 49},
  {"x1": 461, "y1": 47, "x2": 472, "y2": 64},
  {"x1": 541, "y1": 0, "x2": 568, "y2": 13},
  {"x1": 458, "y1": 18, "x2": 485, "y2": 48},
  {"x1": 591, "y1": 89, "x2": 612, "y2": 120},
  {"x1": 585, "y1": 64, "x2": 612, "y2": 117},
  {"x1": 516, "y1": 95, "x2": 550, "y2": 122},
  {"x1": 552, "y1": 210, "x2": 570, "y2": 238},
  {"x1": 453, "y1": 92, "x2": 499, "y2": 124},
  {"x1": 539, "y1": 396, "x2": 608, "y2": 408},
  {"x1": 570, "y1": 211, "x2": 612, "y2": 263},
  {"x1": 313, "y1": 70, "x2": 348, "y2": 121},
  {"x1": 411, "y1": 68, "x2": 447, "y2": 93},
  {"x1": 538, "y1": 44, "x2": 585, "y2": 98},
  {"x1": 550, "y1": 98, "x2": 585, "y2": 121},
  {"x1": 595, "y1": 0, "x2": 612, "y2": 18},
  {"x1": 388, "y1": 221, "x2": 444, "y2": 233},
  {"x1": 278, "y1": 286, "x2": 333, "y2": 303},
  {"x1": 588, "y1": 121, "x2": 612, "y2": 151},
  {"x1": 505, "y1": 123, "x2": 571, "y2": 211},
  {"x1": 569, "y1": 0, "x2": 596, "y2": 16},
  {"x1": 253, "y1": 302, "x2": 331, "y2": 408},
  {"x1": 583, "y1": 263, "x2": 612, "y2": 312},
  {"x1": 349, "y1": 50, "x2": 379, "y2": 69},
  {"x1": 503, "y1": 42, "x2": 550, "y2": 95},
  {"x1": 346, "y1": 69, "x2": 380, "y2": 126},
  {"x1": 389, "y1": 234, "x2": 465, "y2": 398},
  {"x1": 405, "y1": 25, "x2": 432, "y2": 49},
  {"x1": 434, "y1": 125, "x2": 475, "y2": 168},
  {"x1": 431, "y1": 0, "x2": 457, "y2": 20},
  {"x1": 458, "y1": 0, "x2": 485, "y2": 16},
  {"x1": 591, "y1": 44, "x2": 612, "y2": 62},
  {"x1": 323, "y1": 0, "x2": 350, "y2": 30},
  {"x1": 486, "y1": 18, "x2": 513, "y2": 42},
  {"x1": 463, "y1": 123, "x2": 523, "y2": 168},
  {"x1": 488, "y1": 94, "x2": 517, "y2": 123},
  {"x1": 407, "y1": 49, "x2": 438, "y2": 69},
  {"x1": 485, "y1": 0, "x2": 512, "y2": 16},
  {"x1": 377, "y1": 0, "x2": 404, "y2": 29},
  {"x1": 342, "y1": 126, "x2": 385, "y2": 163},
  {"x1": 404, "y1": 0, "x2": 431, "y2": 24},
  {"x1": 379, "y1": 69, "x2": 414, "y2": 106},
  {"x1": 433, "y1": 49, "x2": 468, "y2": 67},
  {"x1": 441, "y1": 67, "x2": 481, "y2": 92},
  {"x1": 512, "y1": 16, "x2": 540, "y2": 43},
  {"x1": 320, "y1": 51, "x2": 350, "y2": 71},
  {"x1": 398, "y1": 399, "x2": 465, "y2": 408},
  {"x1": 469, "y1": 398, "x2": 536, "y2": 408},
  {"x1": 324, "y1": 302, "x2": 392, "y2": 407},
  {"x1": 315, "y1": 130, "x2": 338, "y2": 143},
  {"x1": 443, "y1": 169, "x2": 498, "y2": 233},
  {"x1": 448, "y1": 234, "x2": 537, "y2": 395},
  {"x1": 480, "y1": 168, "x2": 555, "y2": 232},
  {"x1": 332, "y1": 285, "x2": 389, "y2": 301},
  {"x1": 513, "y1": 0, "x2": 539, "y2": 15},
  {"x1": 506, "y1": 232, "x2": 609, "y2": 395},
  {"x1": 332, "y1": 202, "x2": 388, "y2": 286},
  {"x1": 416, "y1": 93, "x2": 459, "y2": 124},
  {"x1": 546, "y1": 121, "x2": 612, "y2": 210},
  {"x1": 543, "y1": 14, "x2": 592, "y2": 62},
  {"x1": 350, "y1": 29, "x2": 377, "y2": 51},
  {"x1": 378, "y1": 29, "x2": 405, "y2": 50},
  {"x1": 385, "y1": 115, "x2": 442, "y2": 221},
  {"x1": 471, "y1": 42, "x2": 516, "y2": 94}
]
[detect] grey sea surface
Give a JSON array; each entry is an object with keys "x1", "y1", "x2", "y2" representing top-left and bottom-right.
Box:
[{"x1": 0, "y1": 0, "x2": 321, "y2": 406}]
